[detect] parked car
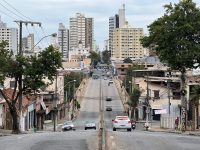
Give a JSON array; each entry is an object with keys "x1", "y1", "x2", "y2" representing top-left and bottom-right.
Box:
[
  {"x1": 112, "y1": 116, "x2": 132, "y2": 131},
  {"x1": 106, "y1": 97, "x2": 112, "y2": 101},
  {"x1": 62, "y1": 121, "x2": 75, "y2": 131},
  {"x1": 106, "y1": 106, "x2": 112, "y2": 111},
  {"x1": 84, "y1": 121, "x2": 96, "y2": 130}
]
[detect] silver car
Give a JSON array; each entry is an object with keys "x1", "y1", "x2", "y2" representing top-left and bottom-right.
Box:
[
  {"x1": 84, "y1": 121, "x2": 96, "y2": 130},
  {"x1": 62, "y1": 121, "x2": 75, "y2": 131}
]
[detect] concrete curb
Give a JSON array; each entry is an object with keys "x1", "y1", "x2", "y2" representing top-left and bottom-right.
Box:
[{"x1": 147, "y1": 128, "x2": 200, "y2": 136}]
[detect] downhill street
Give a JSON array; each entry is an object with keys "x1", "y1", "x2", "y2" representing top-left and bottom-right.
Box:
[{"x1": 0, "y1": 77, "x2": 200, "y2": 150}]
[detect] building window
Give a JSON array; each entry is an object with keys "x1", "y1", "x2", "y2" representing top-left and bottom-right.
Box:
[{"x1": 153, "y1": 90, "x2": 160, "y2": 99}]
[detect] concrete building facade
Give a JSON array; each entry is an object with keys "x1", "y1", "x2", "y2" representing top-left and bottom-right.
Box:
[
  {"x1": 109, "y1": 4, "x2": 125, "y2": 53},
  {"x1": 112, "y1": 22, "x2": 145, "y2": 61},
  {"x1": 22, "y1": 34, "x2": 34, "y2": 52},
  {"x1": 69, "y1": 13, "x2": 94, "y2": 52},
  {"x1": 58, "y1": 23, "x2": 69, "y2": 60},
  {"x1": 0, "y1": 16, "x2": 18, "y2": 55}
]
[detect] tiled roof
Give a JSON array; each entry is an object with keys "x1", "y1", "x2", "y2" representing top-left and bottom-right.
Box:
[{"x1": 2, "y1": 88, "x2": 29, "y2": 111}]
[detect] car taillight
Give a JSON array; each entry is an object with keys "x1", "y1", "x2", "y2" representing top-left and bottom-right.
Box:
[{"x1": 114, "y1": 121, "x2": 118, "y2": 123}]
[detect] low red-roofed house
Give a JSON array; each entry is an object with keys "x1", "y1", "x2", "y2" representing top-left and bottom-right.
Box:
[{"x1": 0, "y1": 88, "x2": 29, "y2": 131}]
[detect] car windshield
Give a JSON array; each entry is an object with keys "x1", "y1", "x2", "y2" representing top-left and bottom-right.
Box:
[
  {"x1": 64, "y1": 121, "x2": 73, "y2": 125},
  {"x1": 85, "y1": 121, "x2": 95, "y2": 124}
]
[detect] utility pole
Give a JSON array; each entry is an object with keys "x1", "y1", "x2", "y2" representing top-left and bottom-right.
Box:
[
  {"x1": 145, "y1": 73, "x2": 150, "y2": 130},
  {"x1": 72, "y1": 80, "x2": 76, "y2": 119},
  {"x1": 68, "y1": 84, "x2": 71, "y2": 120},
  {"x1": 167, "y1": 79, "x2": 171, "y2": 116},
  {"x1": 14, "y1": 20, "x2": 41, "y2": 132},
  {"x1": 53, "y1": 73, "x2": 58, "y2": 132}
]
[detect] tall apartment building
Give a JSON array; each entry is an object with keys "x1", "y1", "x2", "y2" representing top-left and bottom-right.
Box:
[
  {"x1": 109, "y1": 14, "x2": 119, "y2": 54},
  {"x1": 22, "y1": 33, "x2": 34, "y2": 52},
  {"x1": 85, "y1": 18, "x2": 94, "y2": 52},
  {"x1": 69, "y1": 13, "x2": 94, "y2": 52},
  {"x1": 118, "y1": 4, "x2": 126, "y2": 28},
  {"x1": 112, "y1": 22, "x2": 145, "y2": 61},
  {"x1": 109, "y1": 4, "x2": 125, "y2": 54},
  {"x1": 58, "y1": 23, "x2": 69, "y2": 60},
  {"x1": 0, "y1": 16, "x2": 18, "y2": 55}
]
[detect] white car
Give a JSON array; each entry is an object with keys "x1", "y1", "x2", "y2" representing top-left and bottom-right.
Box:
[
  {"x1": 109, "y1": 80, "x2": 114, "y2": 84},
  {"x1": 85, "y1": 121, "x2": 96, "y2": 130},
  {"x1": 62, "y1": 121, "x2": 75, "y2": 131},
  {"x1": 112, "y1": 116, "x2": 132, "y2": 131}
]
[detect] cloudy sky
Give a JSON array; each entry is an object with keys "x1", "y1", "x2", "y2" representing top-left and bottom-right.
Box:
[{"x1": 0, "y1": 0, "x2": 199, "y2": 49}]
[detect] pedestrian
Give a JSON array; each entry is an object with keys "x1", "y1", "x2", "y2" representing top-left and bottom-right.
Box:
[{"x1": 175, "y1": 117, "x2": 179, "y2": 130}]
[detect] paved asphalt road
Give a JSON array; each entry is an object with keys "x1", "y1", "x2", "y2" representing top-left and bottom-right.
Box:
[
  {"x1": 1, "y1": 75, "x2": 200, "y2": 150},
  {"x1": 0, "y1": 78, "x2": 99, "y2": 150}
]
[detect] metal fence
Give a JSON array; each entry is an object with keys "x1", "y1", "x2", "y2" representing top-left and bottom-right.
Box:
[{"x1": 160, "y1": 116, "x2": 176, "y2": 129}]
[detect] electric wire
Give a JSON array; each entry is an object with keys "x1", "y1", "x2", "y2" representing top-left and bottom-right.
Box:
[
  {"x1": 0, "y1": 1, "x2": 26, "y2": 20},
  {"x1": 25, "y1": 25, "x2": 31, "y2": 35},
  {"x1": 2, "y1": 0, "x2": 32, "y2": 21},
  {"x1": 33, "y1": 26, "x2": 45, "y2": 49},
  {"x1": 41, "y1": 26, "x2": 50, "y2": 45},
  {"x1": 0, "y1": 9, "x2": 16, "y2": 20}
]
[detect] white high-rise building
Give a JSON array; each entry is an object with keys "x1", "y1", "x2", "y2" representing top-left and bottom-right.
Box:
[
  {"x1": 109, "y1": 4, "x2": 125, "y2": 54},
  {"x1": 109, "y1": 15, "x2": 119, "y2": 53},
  {"x1": 58, "y1": 23, "x2": 69, "y2": 60},
  {"x1": 0, "y1": 16, "x2": 18, "y2": 55},
  {"x1": 69, "y1": 13, "x2": 94, "y2": 52},
  {"x1": 118, "y1": 4, "x2": 126, "y2": 28},
  {"x1": 22, "y1": 34, "x2": 34, "y2": 52}
]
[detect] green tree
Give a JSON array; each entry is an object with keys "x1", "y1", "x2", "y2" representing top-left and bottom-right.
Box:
[
  {"x1": 88, "y1": 51, "x2": 100, "y2": 68},
  {"x1": 123, "y1": 57, "x2": 132, "y2": 63},
  {"x1": 0, "y1": 43, "x2": 62, "y2": 133},
  {"x1": 141, "y1": 0, "x2": 200, "y2": 131},
  {"x1": 64, "y1": 72, "x2": 83, "y2": 102},
  {"x1": 190, "y1": 85, "x2": 200, "y2": 130},
  {"x1": 128, "y1": 88, "x2": 141, "y2": 119},
  {"x1": 124, "y1": 64, "x2": 145, "y2": 92},
  {"x1": 102, "y1": 50, "x2": 111, "y2": 64}
]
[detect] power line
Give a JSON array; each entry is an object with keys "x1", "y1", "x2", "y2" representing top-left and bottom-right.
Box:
[
  {"x1": 0, "y1": 9, "x2": 16, "y2": 20},
  {"x1": 2, "y1": 0, "x2": 32, "y2": 21},
  {"x1": 33, "y1": 26, "x2": 45, "y2": 48},
  {"x1": 25, "y1": 25, "x2": 31, "y2": 35},
  {"x1": 0, "y1": 2, "x2": 25, "y2": 20},
  {"x1": 40, "y1": 26, "x2": 50, "y2": 45}
]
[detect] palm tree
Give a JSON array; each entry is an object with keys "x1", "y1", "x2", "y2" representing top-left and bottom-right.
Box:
[{"x1": 190, "y1": 85, "x2": 200, "y2": 130}]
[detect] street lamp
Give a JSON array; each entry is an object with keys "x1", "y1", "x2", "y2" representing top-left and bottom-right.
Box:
[
  {"x1": 31, "y1": 33, "x2": 57, "y2": 51},
  {"x1": 64, "y1": 80, "x2": 76, "y2": 120}
]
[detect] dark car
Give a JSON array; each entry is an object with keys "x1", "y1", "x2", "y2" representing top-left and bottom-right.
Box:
[
  {"x1": 106, "y1": 106, "x2": 112, "y2": 111},
  {"x1": 106, "y1": 97, "x2": 112, "y2": 101},
  {"x1": 131, "y1": 120, "x2": 136, "y2": 129}
]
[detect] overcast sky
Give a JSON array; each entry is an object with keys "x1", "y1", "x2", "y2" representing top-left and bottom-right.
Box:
[{"x1": 0, "y1": 0, "x2": 199, "y2": 49}]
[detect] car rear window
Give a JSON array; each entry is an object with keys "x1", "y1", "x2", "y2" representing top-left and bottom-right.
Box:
[{"x1": 116, "y1": 116, "x2": 129, "y2": 120}]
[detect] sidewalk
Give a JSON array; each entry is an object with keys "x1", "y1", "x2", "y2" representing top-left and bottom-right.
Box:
[
  {"x1": 147, "y1": 123, "x2": 200, "y2": 136},
  {"x1": 0, "y1": 129, "x2": 12, "y2": 136}
]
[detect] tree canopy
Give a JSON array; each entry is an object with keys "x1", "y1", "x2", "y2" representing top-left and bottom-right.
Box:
[
  {"x1": 128, "y1": 88, "x2": 141, "y2": 108},
  {"x1": 102, "y1": 50, "x2": 111, "y2": 64},
  {"x1": 123, "y1": 57, "x2": 132, "y2": 63},
  {"x1": 141, "y1": 0, "x2": 200, "y2": 73},
  {"x1": 0, "y1": 42, "x2": 62, "y2": 133},
  {"x1": 88, "y1": 51, "x2": 100, "y2": 68}
]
